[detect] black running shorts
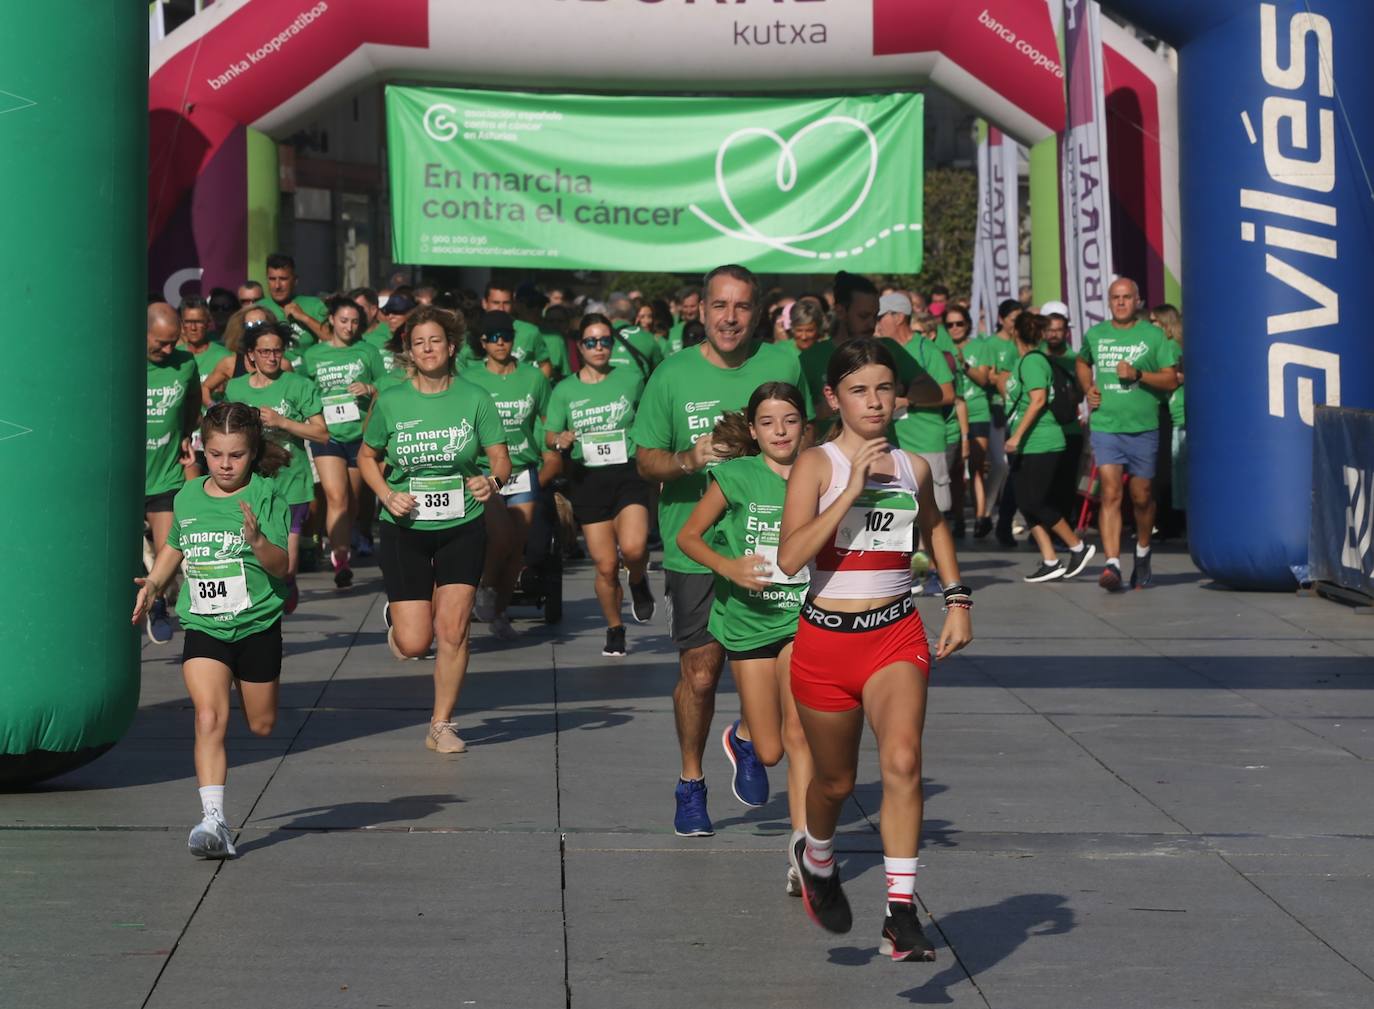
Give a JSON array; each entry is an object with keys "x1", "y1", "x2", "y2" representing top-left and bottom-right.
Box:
[{"x1": 378, "y1": 519, "x2": 487, "y2": 601}]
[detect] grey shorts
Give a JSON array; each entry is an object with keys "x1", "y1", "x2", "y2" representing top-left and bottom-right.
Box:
[
  {"x1": 916, "y1": 451, "x2": 952, "y2": 512},
  {"x1": 663, "y1": 569, "x2": 717, "y2": 652},
  {"x1": 1091, "y1": 429, "x2": 1159, "y2": 480}
]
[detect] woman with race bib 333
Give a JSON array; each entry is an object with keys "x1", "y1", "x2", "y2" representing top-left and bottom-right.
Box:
[
  {"x1": 676, "y1": 381, "x2": 815, "y2": 895},
  {"x1": 545, "y1": 313, "x2": 655, "y2": 657},
  {"x1": 777, "y1": 338, "x2": 973, "y2": 963},
  {"x1": 131, "y1": 402, "x2": 293, "y2": 860},
  {"x1": 358, "y1": 306, "x2": 511, "y2": 756}
]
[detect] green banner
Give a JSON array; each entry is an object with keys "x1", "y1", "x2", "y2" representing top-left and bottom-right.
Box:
[{"x1": 386, "y1": 87, "x2": 922, "y2": 274}]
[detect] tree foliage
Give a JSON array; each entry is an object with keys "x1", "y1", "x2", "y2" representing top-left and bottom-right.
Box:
[{"x1": 880, "y1": 166, "x2": 977, "y2": 299}]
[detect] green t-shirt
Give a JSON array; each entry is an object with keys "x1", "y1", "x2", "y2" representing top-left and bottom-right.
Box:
[
  {"x1": 608, "y1": 325, "x2": 664, "y2": 379},
  {"x1": 362, "y1": 379, "x2": 506, "y2": 530},
  {"x1": 224, "y1": 372, "x2": 323, "y2": 505},
  {"x1": 890, "y1": 338, "x2": 955, "y2": 455},
  {"x1": 705, "y1": 455, "x2": 808, "y2": 651},
  {"x1": 1005, "y1": 350, "x2": 1066, "y2": 455},
  {"x1": 1046, "y1": 351, "x2": 1083, "y2": 436},
  {"x1": 774, "y1": 339, "x2": 802, "y2": 358},
  {"x1": 185, "y1": 341, "x2": 232, "y2": 393},
  {"x1": 512, "y1": 319, "x2": 553, "y2": 367},
  {"x1": 166, "y1": 473, "x2": 288, "y2": 641},
  {"x1": 361, "y1": 321, "x2": 403, "y2": 375},
  {"x1": 540, "y1": 327, "x2": 572, "y2": 382},
  {"x1": 263, "y1": 295, "x2": 327, "y2": 349},
  {"x1": 461, "y1": 363, "x2": 552, "y2": 469},
  {"x1": 1077, "y1": 319, "x2": 1180, "y2": 434},
  {"x1": 955, "y1": 339, "x2": 992, "y2": 423},
  {"x1": 631, "y1": 342, "x2": 808, "y2": 574},
  {"x1": 544, "y1": 366, "x2": 645, "y2": 464},
  {"x1": 146, "y1": 349, "x2": 200, "y2": 496},
  {"x1": 301, "y1": 341, "x2": 386, "y2": 444},
  {"x1": 1169, "y1": 381, "x2": 1186, "y2": 429},
  {"x1": 986, "y1": 335, "x2": 1018, "y2": 407}
]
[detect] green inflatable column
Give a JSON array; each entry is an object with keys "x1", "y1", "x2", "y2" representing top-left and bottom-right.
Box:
[
  {"x1": 1028, "y1": 136, "x2": 1062, "y2": 307},
  {"x1": 0, "y1": 4, "x2": 146, "y2": 784}
]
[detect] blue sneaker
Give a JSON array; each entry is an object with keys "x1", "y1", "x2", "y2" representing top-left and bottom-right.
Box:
[
  {"x1": 673, "y1": 778, "x2": 714, "y2": 837},
  {"x1": 146, "y1": 597, "x2": 174, "y2": 645},
  {"x1": 722, "y1": 720, "x2": 769, "y2": 807}
]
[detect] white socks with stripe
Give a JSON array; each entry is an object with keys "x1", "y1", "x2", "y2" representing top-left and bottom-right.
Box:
[
  {"x1": 885, "y1": 855, "x2": 918, "y2": 908},
  {"x1": 803, "y1": 830, "x2": 835, "y2": 878},
  {"x1": 199, "y1": 785, "x2": 225, "y2": 823}
]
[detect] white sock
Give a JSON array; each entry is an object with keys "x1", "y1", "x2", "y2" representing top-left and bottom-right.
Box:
[
  {"x1": 1106, "y1": 557, "x2": 1121, "y2": 569},
  {"x1": 1136, "y1": 544, "x2": 1151, "y2": 559},
  {"x1": 884, "y1": 855, "x2": 919, "y2": 908},
  {"x1": 803, "y1": 829, "x2": 835, "y2": 878},
  {"x1": 1069, "y1": 542, "x2": 1086, "y2": 555},
  {"x1": 199, "y1": 785, "x2": 225, "y2": 822}
]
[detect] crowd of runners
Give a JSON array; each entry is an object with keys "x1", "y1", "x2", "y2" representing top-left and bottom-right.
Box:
[{"x1": 137, "y1": 255, "x2": 1184, "y2": 962}]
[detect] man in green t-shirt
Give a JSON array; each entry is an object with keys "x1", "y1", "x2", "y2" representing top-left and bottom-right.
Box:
[
  {"x1": 145, "y1": 302, "x2": 203, "y2": 644},
  {"x1": 483, "y1": 281, "x2": 550, "y2": 375},
  {"x1": 261, "y1": 252, "x2": 328, "y2": 348},
  {"x1": 178, "y1": 296, "x2": 231, "y2": 404},
  {"x1": 1076, "y1": 277, "x2": 1180, "y2": 590},
  {"x1": 664, "y1": 286, "x2": 702, "y2": 357},
  {"x1": 631, "y1": 264, "x2": 808, "y2": 838}
]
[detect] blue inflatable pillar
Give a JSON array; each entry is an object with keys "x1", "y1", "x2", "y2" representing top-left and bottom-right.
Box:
[{"x1": 1106, "y1": 0, "x2": 1374, "y2": 588}]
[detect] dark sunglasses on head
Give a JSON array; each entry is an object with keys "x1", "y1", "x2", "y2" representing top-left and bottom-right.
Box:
[
  {"x1": 580, "y1": 336, "x2": 615, "y2": 349},
  {"x1": 482, "y1": 331, "x2": 514, "y2": 343}
]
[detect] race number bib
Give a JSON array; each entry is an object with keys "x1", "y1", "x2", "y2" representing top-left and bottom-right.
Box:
[
  {"x1": 500, "y1": 467, "x2": 534, "y2": 497},
  {"x1": 756, "y1": 543, "x2": 809, "y2": 586},
  {"x1": 321, "y1": 392, "x2": 361, "y2": 427},
  {"x1": 834, "y1": 489, "x2": 917, "y2": 553},
  {"x1": 582, "y1": 430, "x2": 628, "y2": 468},
  {"x1": 186, "y1": 559, "x2": 250, "y2": 616},
  {"x1": 409, "y1": 476, "x2": 465, "y2": 522}
]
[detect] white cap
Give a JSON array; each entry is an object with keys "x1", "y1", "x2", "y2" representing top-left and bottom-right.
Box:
[{"x1": 1039, "y1": 300, "x2": 1070, "y2": 319}]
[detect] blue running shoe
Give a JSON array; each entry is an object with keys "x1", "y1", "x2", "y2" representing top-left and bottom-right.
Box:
[
  {"x1": 722, "y1": 720, "x2": 769, "y2": 807},
  {"x1": 146, "y1": 597, "x2": 174, "y2": 645},
  {"x1": 673, "y1": 778, "x2": 714, "y2": 837}
]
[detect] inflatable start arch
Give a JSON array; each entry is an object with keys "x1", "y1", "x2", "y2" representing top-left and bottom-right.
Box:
[{"x1": 4, "y1": 0, "x2": 1370, "y2": 782}]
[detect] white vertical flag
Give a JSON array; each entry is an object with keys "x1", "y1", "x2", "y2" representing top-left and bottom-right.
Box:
[{"x1": 973, "y1": 125, "x2": 1021, "y2": 335}]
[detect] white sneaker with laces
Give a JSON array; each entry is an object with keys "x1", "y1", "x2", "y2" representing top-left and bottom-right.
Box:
[
  {"x1": 473, "y1": 586, "x2": 497, "y2": 623},
  {"x1": 188, "y1": 816, "x2": 237, "y2": 859}
]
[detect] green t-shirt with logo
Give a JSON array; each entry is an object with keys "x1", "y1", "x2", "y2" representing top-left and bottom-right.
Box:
[
  {"x1": 166, "y1": 473, "x2": 288, "y2": 641},
  {"x1": 461, "y1": 363, "x2": 552, "y2": 469},
  {"x1": 544, "y1": 366, "x2": 645, "y2": 464},
  {"x1": 955, "y1": 339, "x2": 992, "y2": 423},
  {"x1": 512, "y1": 320, "x2": 553, "y2": 367},
  {"x1": 300, "y1": 341, "x2": 386, "y2": 444},
  {"x1": 540, "y1": 326, "x2": 572, "y2": 382},
  {"x1": 705, "y1": 455, "x2": 808, "y2": 651},
  {"x1": 1046, "y1": 351, "x2": 1083, "y2": 437},
  {"x1": 1078, "y1": 319, "x2": 1180, "y2": 434},
  {"x1": 985, "y1": 335, "x2": 1018, "y2": 407},
  {"x1": 362, "y1": 321, "x2": 403, "y2": 375},
  {"x1": 146, "y1": 349, "x2": 200, "y2": 496},
  {"x1": 663, "y1": 323, "x2": 687, "y2": 358},
  {"x1": 631, "y1": 342, "x2": 808, "y2": 574},
  {"x1": 1005, "y1": 350, "x2": 1066, "y2": 455},
  {"x1": 608, "y1": 325, "x2": 664, "y2": 379},
  {"x1": 890, "y1": 338, "x2": 955, "y2": 454},
  {"x1": 224, "y1": 372, "x2": 323, "y2": 505},
  {"x1": 363, "y1": 379, "x2": 506, "y2": 530},
  {"x1": 186, "y1": 341, "x2": 232, "y2": 392},
  {"x1": 263, "y1": 295, "x2": 327, "y2": 350}
]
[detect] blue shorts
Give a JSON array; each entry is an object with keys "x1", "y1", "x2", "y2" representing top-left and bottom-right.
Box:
[
  {"x1": 499, "y1": 463, "x2": 542, "y2": 506},
  {"x1": 314, "y1": 437, "x2": 361, "y2": 467},
  {"x1": 1091, "y1": 429, "x2": 1159, "y2": 479}
]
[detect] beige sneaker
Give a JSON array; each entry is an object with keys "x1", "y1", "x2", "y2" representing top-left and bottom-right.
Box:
[{"x1": 425, "y1": 721, "x2": 467, "y2": 754}]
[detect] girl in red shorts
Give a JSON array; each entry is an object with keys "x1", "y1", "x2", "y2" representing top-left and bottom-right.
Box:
[{"x1": 777, "y1": 338, "x2": 973, "y2": 961}]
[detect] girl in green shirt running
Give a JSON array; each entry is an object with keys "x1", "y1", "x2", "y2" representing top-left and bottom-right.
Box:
[
  {"x1": 677, "y1": 381, "x2": 815, "y2": 895},
  {"x1": 131, "y1": 402, "x2": 293, "y2": 861}
]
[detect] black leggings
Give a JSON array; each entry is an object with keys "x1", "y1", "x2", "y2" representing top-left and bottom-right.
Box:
[
  {"x1": 1054, "y1": 434, "x2": 1083, "y2": 525},
  {"x1": 1011, "y1": 450, "x2": 1066, "y2": 531}
]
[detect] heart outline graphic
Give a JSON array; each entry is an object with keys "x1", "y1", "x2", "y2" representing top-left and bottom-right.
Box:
[{"x1": 690, "y1": 116, "x2": 880, "y2": 259}]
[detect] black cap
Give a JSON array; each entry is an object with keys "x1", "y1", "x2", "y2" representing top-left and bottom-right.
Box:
[
  {"x1": 481, "y1": 310, "x2": 516, "y2": 338},
  {"x1": 382, "y1": 294, "x2": 416, "y2": 315},
  {"x1": 514, "y1": 281, "x2": 547, "y2": 309}
]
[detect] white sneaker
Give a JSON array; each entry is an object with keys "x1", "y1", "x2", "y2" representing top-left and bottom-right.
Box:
[
  {"x1": 786, "y1": 830, "x2": 803, "y2": 896},
  {"x1": 473, "y1": 586, "x2": 497, "y2": 623},
  {"x1": 490, "y1": 613, "x2": 517, "y2": 640},
  {"x1": 188, "y1": 816, "x2": 237, "y2": 859}
]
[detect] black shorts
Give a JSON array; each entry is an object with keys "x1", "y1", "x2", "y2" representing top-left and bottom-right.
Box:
[
  {"x1": 182, "y1": 622, "x2": 283, "y2": 683},
  {"x1": 967, "y1": 421, "x2": 991, "y2": 440},
  {"x1": 570, "y1": 461, "x2": 651, "y2": 525},
  {"x1": 1010, "y1": 450, "x2": 1065, "y2": 531},
  {"x1": 378, "y1": 519, "x2": 486, "y2": 601},
  {"x1": 314, "y1": 437, "x2": 361, "y2": 467},
  {"x1": 725, "y1": 636, "x2": 792, "y2": 662},
  {"x1": 145, "y1": 490, "x2": 178, "y2": 514},
  {"x1": 664, "y1": 569, "x2": 716, "y2": 652}
]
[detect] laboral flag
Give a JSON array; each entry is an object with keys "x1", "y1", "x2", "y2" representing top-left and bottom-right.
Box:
[
  {"x1": 971, "y1": 123, "x2": 1021, "y2": 336},
  {"x1": 385, "y1": 86, "x2": 924, "y2": 274}
]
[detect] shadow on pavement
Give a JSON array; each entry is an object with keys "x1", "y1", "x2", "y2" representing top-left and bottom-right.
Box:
[{"x1": 235, "y1": 793, "x2": 463, "y2": 855}]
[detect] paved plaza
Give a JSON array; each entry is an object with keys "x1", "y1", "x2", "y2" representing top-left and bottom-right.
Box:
[{"x1": 5, "y1": 544, "x2": 1374, "y2": 1008}]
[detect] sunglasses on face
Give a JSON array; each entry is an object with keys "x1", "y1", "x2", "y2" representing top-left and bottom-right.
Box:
[
  {"x1": 580, "y1": 336, "x2": 615, "y2": 349},
  {"x1": 252, "y1": 347, "x2": 284, "y2": 357},
  {"x1": 482, "y1": 332, "x2": 514, "y2": 343},
  {"x1": 947, "y1": 320, "x2": 969, "y2": 329}
]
